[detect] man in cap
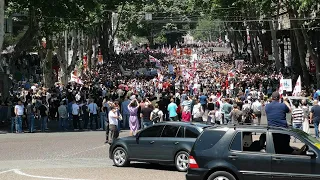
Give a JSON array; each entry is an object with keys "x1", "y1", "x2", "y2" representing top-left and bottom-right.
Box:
[{"x1": 265, "y1": 91, "x2": 291, "y2": 128}]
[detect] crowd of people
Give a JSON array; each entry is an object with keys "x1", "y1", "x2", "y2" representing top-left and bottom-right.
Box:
[{"x1": 1, "y1": 43, "x2": 320, "y2": 143}]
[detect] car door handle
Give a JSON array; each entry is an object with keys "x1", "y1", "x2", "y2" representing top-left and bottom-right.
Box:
[
  {"x1": 149, "y1": 141, "x2": 155, "y2": 144},
  {"x1": 174, "y1": 142, "x2": 179, "y2": 145},
  {"x1": 272, "y1": 157, "x2": 283, "y2": 161},
  {"x1": 228, "y1": 155, "x2": 238, "y2": 159}
]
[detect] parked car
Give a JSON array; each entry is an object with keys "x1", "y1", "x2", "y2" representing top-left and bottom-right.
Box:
[
  {"x1": 186, "y1": 125, "x2": 320, "y2": 180},
  {"x1": 109, "y1": 122, "x2": 210, "y2": 172}
]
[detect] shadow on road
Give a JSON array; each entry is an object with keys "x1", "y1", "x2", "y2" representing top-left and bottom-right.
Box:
[{"x1": 123, "y1": 163, "x2": 177, "y2": 172}]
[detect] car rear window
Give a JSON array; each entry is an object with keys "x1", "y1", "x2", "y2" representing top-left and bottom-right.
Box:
[{"x1": 194, "y1": 130, "x2": 226, "y2": 150}]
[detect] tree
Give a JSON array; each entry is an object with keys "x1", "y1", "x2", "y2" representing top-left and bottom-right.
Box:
[
  {"x1": 192, "y1": 18, "x2": 222, "y2": 41},
  {"x1": 119, "y1": 0, "x2": 200, "y2": 46},
  {"x1": 0, "y1": 0, "x2": 5, "y2": 61}
]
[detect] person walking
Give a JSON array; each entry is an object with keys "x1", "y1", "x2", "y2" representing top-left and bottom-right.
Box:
[
  {"x1": 81, "y1": 100, "x2": 89, "y2": 130},
  {"x1": 26, "y1": 99, "x2": 36, "y2": 133},
  {"x1": 199, "y1": 93, "x2": 208, "y2": 111},
  {"x1": 207, "y1": 98, "x2": 215, "y2": 124},
  {"x1": 310, "y1": 100, "x2": 320, "y2": 138},
  {"x1": 167, "y1": 98, "x2": 178, "y2": 121},
  {"x1": 128, "y1": 99, "x2": 140, "y2": 136},
  {"x1": 14, "y1": 100, "x2": 24, "y2": 133},
  {"x1": 58, "y1": 101, "x2": 68, "y2": 131},
  {"x1": 38, "y1": 100, "x2": 48, "y2": 132},
  {"x1": 222, "y1": 99, "x2": 233, "y2": 124},
  {"x1": 121, "y1": 96, "x2": 131, "y2": 130},
  {"x1": 99, "y1": 99, "x2": 107, "y2": 131},
  {"x1": 108, "y1": 106, "x2": 119, "y2": 144},
  {"x1": 88, "y1": 99, "x2": 98, "y2": 130},
  {"x1": 292, "y1": 102, "x2": 304, "y2": 131},
  {"x1": 72, "y1": 100, "x2": 80, "y2": 130},
  {"x1": 140, "y1": 103, "x2": 153, "y2": 128},
  {"x1": 301, "y1": 100, "x2": 310, "y2": 134},
  {"x1": 230, "y1": 104, "x2": 242, "y2": 124},
  {"x1": 251, "y1": 98, "x2": 262, "y2": 125},
  {"x1": 192, "y1": 99, "x2": 203, "y2": 122},
  {"x1": 150, "y1": 103, "x2": 163, "y2": 124}
]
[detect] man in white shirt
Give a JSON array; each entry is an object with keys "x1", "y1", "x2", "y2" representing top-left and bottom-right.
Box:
[
  {"x1": 75, "y1": 92, "x2": 81, "y2": 102},
  {"x1": 108, "y1": 106, "x2": 119, "y2": 144},
  {"x1": 14, "y1": 100, "x2": 24, "y2": 133},
  {"x1": 251, "y1": 99, "x2": 262, "y2": 125},
  {"x1": 88, "y1": 99, "x2": 99, "y2": 130},
  {"x1": 72, "y1": 100, "x2": 80, "y2": 130}
]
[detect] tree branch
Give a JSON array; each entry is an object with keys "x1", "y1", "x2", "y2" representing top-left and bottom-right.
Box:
[{"x1": 111, "y1": 3, "x2": 125, "y2": 41}]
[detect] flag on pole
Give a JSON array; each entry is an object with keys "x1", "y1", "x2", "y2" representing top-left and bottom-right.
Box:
[
  {"x1": 70, "y1": 74, "x2": 83, "y2": 85},
  {"x1": 279, "y1": 76, "x2": 284, "y2": 95},
  {"x1": 292, "y1": 76, "x2": 301, "y2": 96},
  {"x1": 228, "y1": 70, "x2": 235, "y2": 79}
]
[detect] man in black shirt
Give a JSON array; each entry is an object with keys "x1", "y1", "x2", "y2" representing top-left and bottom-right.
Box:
[
  {"x1": 38, "y1": 100, "x2": 48, "y2": 132},
  {"x1": 157, "y1": 96, "x2": 167, "y2": 121},
  {"x1": 140, "y1": 104, "x2": 153, "y2": 128}
]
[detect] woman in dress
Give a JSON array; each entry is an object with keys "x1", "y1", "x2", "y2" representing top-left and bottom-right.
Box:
[{"x1": 128, "y1": 99, "x2": 140, "y2": 136}]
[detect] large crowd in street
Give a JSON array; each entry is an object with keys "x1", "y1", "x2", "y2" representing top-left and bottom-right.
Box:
[{"x1": 2, "y1": 42, "x2": 320, "y2": 143}]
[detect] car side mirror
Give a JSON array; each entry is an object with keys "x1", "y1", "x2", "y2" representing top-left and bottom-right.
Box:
[{"x1": 306, "y1": 150, "x2": 316, "y2": 157}]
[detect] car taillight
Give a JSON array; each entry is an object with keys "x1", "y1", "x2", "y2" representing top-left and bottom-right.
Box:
[{"x1": 188, "y1": 155, "x2": 199, "y2": 169}]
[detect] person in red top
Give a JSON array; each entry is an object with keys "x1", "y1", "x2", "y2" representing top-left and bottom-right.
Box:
[{"x1": 163, "y1": 81, "x2": 169, "y2": 90}]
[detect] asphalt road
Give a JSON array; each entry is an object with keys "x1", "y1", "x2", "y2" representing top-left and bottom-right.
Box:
[{"x1": 0, "y1": 131, "x2": 184, "y2": 180}]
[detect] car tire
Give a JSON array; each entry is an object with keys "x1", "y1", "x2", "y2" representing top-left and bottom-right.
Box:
[
  {"x1": 207, "y1": 171, "x2": 236, "y2": 180},
  {"x1": 175, "y1": 151, "x2": 189, "y2": 172},
  {"x1": 112, "y1": 147, "x2": 130, "y2": 167}
]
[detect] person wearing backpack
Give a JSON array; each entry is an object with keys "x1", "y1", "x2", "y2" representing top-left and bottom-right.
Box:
[
  {"x1": 251, "y1": 98, "x2": 262, "y2": 125},
  {"x1": 150, "y1": 103, "x2": 163, "y2": 124}
]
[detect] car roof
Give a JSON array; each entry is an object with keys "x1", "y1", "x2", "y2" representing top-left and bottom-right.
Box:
[
  {"x1": 156, "y1": 121, "x2": 211, "y2": 128},
  {"x1": 206, "y1": 124, "x2": 293, "y2": 132}
]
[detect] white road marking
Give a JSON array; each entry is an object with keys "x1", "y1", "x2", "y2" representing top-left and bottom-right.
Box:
[
  {"x1": 60, "y1": 145, "x2": 107, "y2": 158},
  {"x1": 12, "y1": 169, "x2": 92, "y2": 180},
  {"x1": 0, "y1": 169, "x2": 14, "y2": 175}
]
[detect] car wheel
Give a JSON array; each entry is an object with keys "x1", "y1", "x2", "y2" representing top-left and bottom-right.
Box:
[
  {"x1": 175, "y1": 151, "x2": 189, "y2": 172},
  {"x1": 207, "y1": 171, "x2": 236, "y2": 180},
  {"x1": 112, "y1": 147, "x2": 130, "y2": 167}
]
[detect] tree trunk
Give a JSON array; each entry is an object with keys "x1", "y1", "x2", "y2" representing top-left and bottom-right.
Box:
[
  {"x1": 290, "y1": 30, "x2": 302, "y2": 77},
  {"x1": 56, "y1": 32, "x2": 67, "y2": 85},
  {"x1": 269, "y1": 20, "x2": 281, "y2": 71},
  {"x1": 0, "y1": 0, "x2": 4, "y2": 54},
  {"x1": 12, "y1": 7, "x2": 39, "y2": 62},
  {"x1": 301, "y1": 28, "x2": 320, "y2": 88},
  {"x1": 87, "y1": 36, "x2": 93, "y2": 70},
  {"x1": 67, "y1": 30, "x2": 79, "y2": 75},
  {"x1": 43, "y1": 36, "x2": 54, "y2": 88},
  {"x1": 79, "y1": 29, "x2": 83, "y2": 74},
  {"x1": 233, "y1": 31, "x2": 239, "y2": 55},
  {"x1": 285, "y1": 0, "x2": 311, "y2": 87},
  {"x1": 293, "y1": 28, "x2": 310, "y2": 87}
]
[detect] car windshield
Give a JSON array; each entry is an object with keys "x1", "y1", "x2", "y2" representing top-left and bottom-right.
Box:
[{"x1": 292, "y1": 129, "x2": 320, "y2": 149}]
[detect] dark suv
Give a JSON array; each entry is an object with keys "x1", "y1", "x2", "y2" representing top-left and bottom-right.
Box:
[
  {"x1": 109, "y1": 122, "x2": 210, "y2": 171},
  {"x1": 186, "y1": 125, "x2": 320, "y2": 180}
]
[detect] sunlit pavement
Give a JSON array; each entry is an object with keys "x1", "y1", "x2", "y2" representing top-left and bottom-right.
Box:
[{"x1": 0, "y1": 130, "x2": 184, "y2": 180}]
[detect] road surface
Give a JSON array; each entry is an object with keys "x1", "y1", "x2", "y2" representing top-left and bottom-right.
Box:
[{"x1": 0, "y1": 131, "x2": 184, "y2": 180}]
